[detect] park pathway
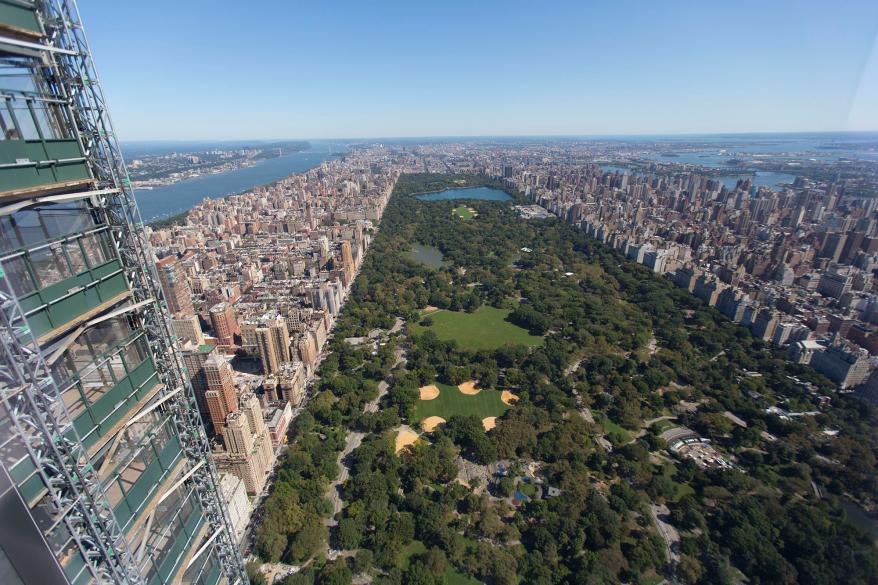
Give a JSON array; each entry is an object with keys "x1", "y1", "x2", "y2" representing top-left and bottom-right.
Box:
[
  {"x1": 325, "y1": 431, "x2": 365, "y2": 527},
  {"x1": 568, "y1": 384, "x2": 595, "y2": 423},
  {"x1": 323, "y1": 345, "x2": 407, "y2": 534},
  {"x1": 650, "y1": 503, "x2": 681, "y2": 584}
]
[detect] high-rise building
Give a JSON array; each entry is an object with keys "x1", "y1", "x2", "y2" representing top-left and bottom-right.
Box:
[
  {"x1": 276, "y1": 361, "x2": 306, "y2": 405},
  {"x1": 209, "y1": 302, "x2": 238, "y2": 349},
  {"x1": 156, "y1": 255, "x2": 195, "y2": 315},
  {"x1": 818, "y1": 266, "x2": 853, "y2": 299},
  {"x1": 182, "y1": 342, "x2": 216, "y2": 419},
  {"x1": 341, "y1": 240, "x2": 355, "y2": 281},
  {"x1": 810, "y1": 341, "x2": 872, "y2": 389},
  {"x1": 223, "y1": 412, "x2": 254, "y2": 456},
  {"x1": 203, "y1": 355, "x2": 238, "y2": 435},
  {"x1": 254, "y1": 315, "x2": 290, "y2": 375},
  {"x1": 297, "y1": 331, "x2": 319, "y2": 367},
  {"x1": 173, "y1": 312, "x2": 206, "y2": 345},
  {"x1": 214, "y1": 397, "x2": 275, "y2": 495},
  {"x1": 0, "y1": 4, "x2": 247, "y2": 584},
  {"x1": 218, "y1": 474, "x2": 251, "y2": 544}
]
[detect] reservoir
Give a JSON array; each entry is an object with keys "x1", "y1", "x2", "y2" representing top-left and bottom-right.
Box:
[
  {"x1": 718, "y1": 171, "x2": 797, "y2": 190},
  {"x1": 416, "y1": 186, "x2": 512, "y2": 201},
  {"x1": 132, "y1": 145, "x2": 340, "y2": 222}
]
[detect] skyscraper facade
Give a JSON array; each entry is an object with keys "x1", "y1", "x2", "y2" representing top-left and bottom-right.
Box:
[
  {"x1": 173, "y1": 313, "x2": 206, "y2": 345},
  {"x1": 254, "y1": 315, "x2": 290, "y2": 375},
  {"x1": 156, "y1": 255, "x2": 195, "y2": 315},
  {"x1": 214, "y1": 395, "x2": 275, "y2": 495},
  {"x1": 0, "y1": 3, "x2": 247, "y2": 584},
  {"x1": 208, "y1": 302, "x2": 238, "y2": 349},
  {"x1": 182, "y1": 342, "x2": 216, "y2": 419},
  {"x1": 203, "y1": 355, "x2": 238, "y2": 435},
  {"x1": 341, "y1": 240, "x2": 355, "y2": 282}
]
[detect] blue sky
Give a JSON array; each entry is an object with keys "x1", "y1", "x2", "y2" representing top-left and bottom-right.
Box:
[{"x1": 82, "y1": 0, "x2": 878, "y2": 140}]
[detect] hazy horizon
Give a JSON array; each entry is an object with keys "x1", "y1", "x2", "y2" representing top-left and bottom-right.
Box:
[{"x1": 120, "y1": 130, "x2": 878, "y2": 145}]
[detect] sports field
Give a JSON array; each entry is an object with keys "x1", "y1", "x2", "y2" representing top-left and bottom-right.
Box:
[
  {"x1": 417, "y1": 306, "x2": 542, "y2": 350},
  {"x1": 414, "y1": 382, "x2": 508, "y2": 425},
  {"x1": 452, "y1": 204, "x2": 477, "y2": 220}
]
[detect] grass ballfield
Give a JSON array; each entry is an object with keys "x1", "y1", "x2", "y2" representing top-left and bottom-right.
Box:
[
  {"x1": 414, "y1": 382, "x2": 508, "y2": 423},
  {"x1": 452, "y1": 204, "x2": 477, "y2": 220},
  {"x1": 416, "y1": 306, "x2": 542, "y2": 350}
]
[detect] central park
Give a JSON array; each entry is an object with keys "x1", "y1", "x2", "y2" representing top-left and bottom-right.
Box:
[{"x1": 249, "y1": 173, "x2": 878, "y2": 585}]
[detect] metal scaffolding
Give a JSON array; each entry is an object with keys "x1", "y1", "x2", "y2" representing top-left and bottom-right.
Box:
[
  {"x1": 0, "y1": 1, "x2": 248, "y2": 583},
  {"x1": 0, "y1": 261, "x2": 143, "y2": 584}
]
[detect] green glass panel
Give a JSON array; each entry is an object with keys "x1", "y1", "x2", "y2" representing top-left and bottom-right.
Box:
[{"x1": 0, "y1": 2, "x2": 40, "y2": 33}]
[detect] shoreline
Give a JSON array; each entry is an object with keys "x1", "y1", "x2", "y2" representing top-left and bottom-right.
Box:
[{"x1": 144, "y1": 152, "x2": 343, "y2": 227}]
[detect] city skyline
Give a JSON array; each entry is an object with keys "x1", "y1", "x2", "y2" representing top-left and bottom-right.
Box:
[
  {"x1": 2, "y1": 2, "x2": 878, "y2": 583},
  {"x1": 86, "y1": 0, "x2": 878, "y2": 140}
]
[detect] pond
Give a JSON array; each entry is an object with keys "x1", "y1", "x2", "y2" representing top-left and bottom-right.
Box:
[
  {"x1": 842, "y1": 500, "x2": 878, "y2": 542},
  {"x1": 408, "y1": 243, "x2": 446, "y2": 269},
  {"x1": 416, "y1": 186, "x2": 512, "y2": 201}
]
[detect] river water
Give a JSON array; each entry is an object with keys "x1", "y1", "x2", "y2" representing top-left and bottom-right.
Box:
[{"x1": 126, "y1": 141, "x2": 343, "y2": 222}]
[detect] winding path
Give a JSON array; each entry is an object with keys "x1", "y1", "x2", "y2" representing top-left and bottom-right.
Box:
[
  {"x1": 650, "y1": 503, "x2": 681, "y2": 584},
  {"x1": 325, "y1": 431, "x2": 365, "y2": 527},
  {"x1": 324, "y1": 346, "x2": 406, "y2": 527}
]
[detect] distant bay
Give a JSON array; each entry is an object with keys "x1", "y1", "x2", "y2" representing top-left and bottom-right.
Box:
[{"x1": 128, "y1": 141, "x2": 343, "y2": 222}]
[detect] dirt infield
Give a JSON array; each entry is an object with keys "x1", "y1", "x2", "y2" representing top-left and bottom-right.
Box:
[
  {"x1": 395, "y1": 426, "x2": 420, "y2": 453},
  {"x1": 457, "y1": 381, "x2": 481, "y2": 395},
  {"x1": 501, "y1": 390, "x2": 519, "y2": 405},
  {"x1": 482, "y1": 416, "x2": 497, "y2": 431},
  {"x1": 419, "y1": 385, "x2": 440, "y2": 400},
  {"x1": 421, "y1": 416, "x2": 446, "y2": 432}
]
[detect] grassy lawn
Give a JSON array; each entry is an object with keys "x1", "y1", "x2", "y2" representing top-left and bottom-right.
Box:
[
  {"x1": 661, "y1": 464, "x2": 694, "y2": 502},
  {"x1": 597, "y1": 413, "x2": 632, "y2": 444},
  {"x1": 415, "y1": 306, "x2": 543, "y2": 350},
  {"x1": 400, "y1": 540, "x2": 484, "y2": 584},
  {"x1": 415, "y1": 383, "x2": 509, "y2": 423},
  {"x1": 650, "y1": 418, "x2": 677, "y2": 433},
  {"x1": 400, "y1": 540, "x2": 427, "y2": 569},
  {"x1": 452, "y1": 204, "x2": 476, "y2": 220},
  {"x1": 446, "y1": 570, "x2": 483, "y2": 585}
]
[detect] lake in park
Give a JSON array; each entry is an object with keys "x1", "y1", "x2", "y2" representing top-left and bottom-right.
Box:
[
  {"x1": 416, "y1": 186, "x2": 512, "y2": 201},
  {"x1": 408, "y1": 244, "x2": 446, "y2": 269}
]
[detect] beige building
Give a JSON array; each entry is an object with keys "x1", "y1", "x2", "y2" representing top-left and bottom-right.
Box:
[
  {"x1": 297, "y1": 332, "x2": 318, "y2": 367},
  {"x1": 255, "y1": 315, "x2": 291, "y2": 375},
  {"x1": 341, "y1": 239, "x2": 355, "y2": 282},
  {"x1": 276, "y1": 361, "x2": 306, "y2": 405},
  {"x1": 172, "y1": 312, "x2": 205, "y2": 345},
  {"x1": 219, "y1": 473, "x2": 252, "y2": 543},
  {"x1": 216, "y1": 396, "x2": 276, "y2": 494},
  {"x1": 240, "y1": 320, "x2": 259, "y2": 357}
]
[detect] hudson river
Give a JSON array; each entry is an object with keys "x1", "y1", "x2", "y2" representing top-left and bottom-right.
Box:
[{"x1": 128, "y1": 141, "x2": 342, "y2": 222}]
